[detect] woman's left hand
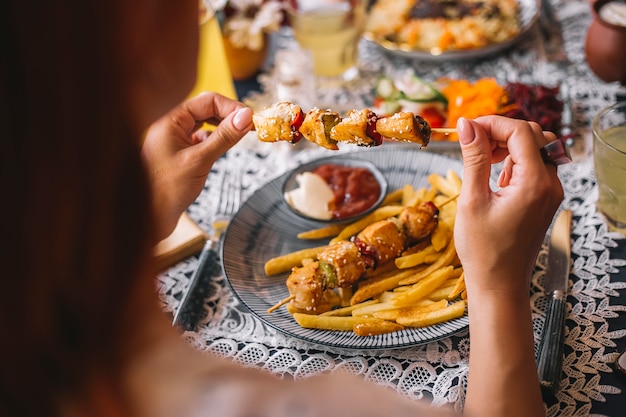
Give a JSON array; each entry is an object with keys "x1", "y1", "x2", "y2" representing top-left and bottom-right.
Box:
[{"x1": 141, "y1": 92, "x2": 253, "y2": 240}]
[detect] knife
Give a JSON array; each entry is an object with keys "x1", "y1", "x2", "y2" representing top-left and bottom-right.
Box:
[
  {"x1": 172, "y1": 239, "x2": 222, "y2": 331},
  {"x1": 536, "y1": 208, "x2": 572, "y2": 398}
]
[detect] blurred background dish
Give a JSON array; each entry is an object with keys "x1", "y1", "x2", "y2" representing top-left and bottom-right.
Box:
[{"x1": 363, "y1": 0, "x2": 540, "y2": 61}]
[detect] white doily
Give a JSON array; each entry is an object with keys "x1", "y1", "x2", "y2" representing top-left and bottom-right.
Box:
[{"x1": 157, "y1": 1, "x2": 626, "y2": 415}]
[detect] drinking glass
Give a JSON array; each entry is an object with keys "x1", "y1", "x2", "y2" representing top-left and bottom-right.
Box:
[
  {"x1": 592, "y1": 101, "x2": 626, "y2": 234},
  {"x1": 286, "y1": 0, "x2": 367, "y2": 84}
]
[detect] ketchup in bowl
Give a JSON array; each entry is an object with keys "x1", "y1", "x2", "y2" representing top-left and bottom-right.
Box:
[
  {"x1": 312, "y1": 163, "x2": 382, "y2": 219},
  {"x1": 283, "y1": 159, "x2": 387, "y2": 222}
]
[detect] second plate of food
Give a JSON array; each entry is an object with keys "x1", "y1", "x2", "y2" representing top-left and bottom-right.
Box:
[
  {"x1": 363, "y1": 0, "x2": 540, "y2": 61},
  {"x1": 222, "y1": 145, "x2": 472, "y2": 350}
]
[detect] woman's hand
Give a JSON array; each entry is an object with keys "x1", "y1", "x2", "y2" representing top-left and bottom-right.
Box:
[
  {"x1": 454, "y1": 115, "x2": 564, "y2": 298},
  {"x1": 141, "y1": 92, "x2": 253, "y2": 240},
  {"x1": 455, "y1": 115, "x2": 564, "y2": 417}
]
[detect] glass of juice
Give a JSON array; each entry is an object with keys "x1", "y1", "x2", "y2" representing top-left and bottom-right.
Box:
[
  {"x1": 592, "y1": 101, "x2": 626, "y2": 234},
  {"x1": 286, "y1": 0, "x2": 367, "y2": 84}
]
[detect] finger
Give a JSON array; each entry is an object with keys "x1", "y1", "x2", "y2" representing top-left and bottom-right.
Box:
[
  {"x1": 196, "y1": 107, "x2": 253, "y2": 159},
  {"x1": 473, "y1": 116, "x2": 546, "y2": 170},
  {"x1": 192, "y1": 129, "x2": 211, "y2": 144},
  {"x1": 457, "y1": 117, "x2": 496, "y2": 202},
  {"x1": 183, "y1": 92, "x2": 248, "y2": 133},
  {"x1": 497, "y1": 155, "x2": 514, "y2": 188}
]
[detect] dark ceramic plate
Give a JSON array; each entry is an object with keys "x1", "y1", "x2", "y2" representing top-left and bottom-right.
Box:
[{"x1": 222, "y1": 145, "x2": 471, "y2": 349}]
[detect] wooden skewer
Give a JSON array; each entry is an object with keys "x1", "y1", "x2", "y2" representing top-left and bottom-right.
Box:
[
  {"x1": 439, "y1": 193, "x2": 460, "y2": 207},
  {"x1": 267, "y1": 294, "x2": 295, "y2": 313},
  {"x1": 431, "y1": 127, "x2": 457, "y2": 135}
]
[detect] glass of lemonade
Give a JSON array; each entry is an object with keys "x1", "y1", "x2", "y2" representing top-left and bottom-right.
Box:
[
  {"x1": 592, "y1": 101, "x2": 626, "y2": 234},
  {"x1": 287, "y1": 0, "x2": 367, "y2": 83}
]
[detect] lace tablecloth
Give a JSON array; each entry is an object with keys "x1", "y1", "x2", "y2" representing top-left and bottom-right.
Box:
[{"x1": 157, "y1": 1, "x2": 626, "y2": 415}]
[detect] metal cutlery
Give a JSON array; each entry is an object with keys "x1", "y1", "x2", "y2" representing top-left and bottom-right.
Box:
[
  {"x1": 536, "y1": 208, "x2": 572, "y2": 398},
  {"x1": 172, "y1": 168, "x2": 243, "y2": 331}
]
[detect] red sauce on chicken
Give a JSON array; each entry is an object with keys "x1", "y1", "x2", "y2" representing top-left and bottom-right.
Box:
[{"x1": 312, "y1": 163, "x2": 382, "y2": 219}]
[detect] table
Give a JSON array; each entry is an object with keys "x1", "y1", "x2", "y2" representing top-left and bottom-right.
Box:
[{"x1": 157, "y1": 1, "x2": 626, "y2": 415}]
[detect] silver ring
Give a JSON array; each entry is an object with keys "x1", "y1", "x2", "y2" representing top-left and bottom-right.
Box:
[{"x1": 540, "y1": 139, "x2": 572, "y2": 166}]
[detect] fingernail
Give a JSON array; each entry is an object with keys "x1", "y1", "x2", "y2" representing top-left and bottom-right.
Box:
[
  {"x1": 457, "y1": 117, "x2": 475, "y2": 145},
  {"x1": 233, "y1": 107, "x2": 252, "y2": 131}
]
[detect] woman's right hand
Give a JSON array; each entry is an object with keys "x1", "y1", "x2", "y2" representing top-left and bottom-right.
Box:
[{"x1": 453, "y1": 115, "x2": 564, "y2": 298}]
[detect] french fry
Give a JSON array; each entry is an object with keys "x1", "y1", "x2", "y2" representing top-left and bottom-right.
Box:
[
  {"x1": 396, "y1": 300, "x2": 466, "y2": 327},
  {"x1": 378, "y1": 290, "x2": 401, "y2": 303},
  {"x1": 353, "y1": 320, "x2": 404, "y2": 336},
  {"x1": 297, "y1": 224, "x2": 345, "y2": 240},
  {"x1": 394, "y1": 245, "x2": 438, "y2": 269},
  {"x1": 350, "y1": 267, "x2": 425, "y2": 305},
  {"x1": 447, "y1": 271, "x2": 466, "y2": 300},
  {"x1": 394, "y1": 299, "x2": 448, "y2": 321},
  {"x1": 330, "y1": 205, "x2": 404, "y2": 244},
  {"x1": 264, "y1": 245, "x2": 327, "y2": 276},
  {"x1": 392, "y1": 265, "x2": 456, "y2": 307},
  {"x1": 292, "y1": 312, "x2": 383, "y2": 332},
  {"x1": 427, "y1": 285, "x2": 456, "y2": 301},
  {"x1": 428, "y1": 172, "x2": 459, "y2": 197},
  {"x1": 401, "y1": 184, "x2": 415, "y2": 206},
  {"x1": 400, "y1": 240, "x2": 431, "y2": 257},
  {"x1": 430, "y1": 222, "x2": 452, "y2": 252},
  {"x1": 372, "y1": 299, "x2": 441, "y2": 321},
  {"x1": 351, "y1": 301, "x2": 399, "y2": 316},
  {"x1": 320, "y1": 299, "x2": 378, "y2": 316},
  {"x1": 380, "y1": 188, "x2": 404, "y2": 206},
  {"x1": 399, "y1": 238, "x2": 458, "y2": 285},
  {"x1": 446, "y1": 169, "x2": 463, "y2": 195}
]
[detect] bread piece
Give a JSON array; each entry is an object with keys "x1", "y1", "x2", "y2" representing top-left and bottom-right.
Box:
[
  {"x1": 253, "y1": 102, "x2": 304, "y2": 143},
  {"x1": 299, "y1": 108, "x2": 341, "y2": 150},
  {"x1": 375, "y1": 111, "x2": 431, "y2": 146},
  {"x1": 329, "y1": 109, "x2": 381, "y2": 146}
]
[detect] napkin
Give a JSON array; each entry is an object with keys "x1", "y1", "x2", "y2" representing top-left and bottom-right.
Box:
[{"x1": 154, "y1": 213, "x2": 208, "y2": 271}]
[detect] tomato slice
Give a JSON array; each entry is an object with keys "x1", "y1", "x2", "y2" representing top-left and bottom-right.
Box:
[{"x1": 421, "y1": 107, "x2": 447, "y2": 128}]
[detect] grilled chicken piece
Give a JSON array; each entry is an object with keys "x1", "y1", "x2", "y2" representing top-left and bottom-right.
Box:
[
  {"x1": 286, "y1": 261, "x2": 331, "y2": 313},
  {"x1": 376, "y1": 111, "x2": 431, "y2": 147},
  {"x1": 317, "y1": 240, "x2": 366, "y2": 287},
  {"x1": 299, "y1": 108, "x2": 342, "y2": 150},
  {"x1": 329, "y1": 108, "x2": 383, "y2": 146},
  {"x1": 399, "y1": 202, "x2": 439, "y2": 242},
  {"x1": 253, "y1": 102, "x2": 305, "y2": 143},
  {"x1": 356, "y1": 218, "x2": 406, "y2": 265}
]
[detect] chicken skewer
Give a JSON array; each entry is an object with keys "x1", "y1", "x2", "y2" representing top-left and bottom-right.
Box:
[
  {"x1": 282, "y1": 201, "x2": 440, "y2": 314},
  {"x1": 253, "y1": 102, "x2": 449, "y2": 150}
]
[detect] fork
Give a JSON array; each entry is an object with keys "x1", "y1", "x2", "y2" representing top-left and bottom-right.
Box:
[{"x1": 172, "y1": 168, "x2": 243, "y2": 331}]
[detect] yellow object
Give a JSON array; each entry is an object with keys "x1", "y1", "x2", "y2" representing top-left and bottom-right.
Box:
[{"x1": 188, "y1": 17, "x2": 237, "y2": 101}]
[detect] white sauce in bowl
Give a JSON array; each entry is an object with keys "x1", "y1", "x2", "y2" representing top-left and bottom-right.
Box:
[{"x1": 283, "y1": 172, "x2": 334, "y2": 220}]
